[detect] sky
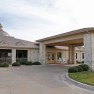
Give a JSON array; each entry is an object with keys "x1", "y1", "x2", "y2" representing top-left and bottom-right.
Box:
[{"x1": 0, "y1": 0, "x2": 94, "y2": 42}]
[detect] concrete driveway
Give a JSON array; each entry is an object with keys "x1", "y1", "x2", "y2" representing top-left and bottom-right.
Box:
[{"x1": 0, "y1": 64, "x2": 93, "y2": 94}]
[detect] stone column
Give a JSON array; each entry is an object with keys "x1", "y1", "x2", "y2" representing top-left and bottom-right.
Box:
[
  {"x1": 28, "y1": 50, "x2": 31, "y2": 61},
  {"x1": 68, "y1": 45, "x2": 75, "y2": 64},
  {"x1": 84, "y1": 33, "x2": 94, "y2": 70},
  {"x1": 12, "y1": 49, "x2": 16, "y2": 63},
  {"x1": 39, "y1": 43, "x2": 46, "y2": 64}
]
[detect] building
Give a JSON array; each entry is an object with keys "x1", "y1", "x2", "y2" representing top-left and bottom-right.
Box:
[
  {"x1": 0, "y1": 24, "x2": 39, "y2": 63},
  {"x1": 37, "y1": 28, "x2": 94, "y2": 70},
  {"x1": 0, "y1": 24, "x2": 84, "y2": 65}
]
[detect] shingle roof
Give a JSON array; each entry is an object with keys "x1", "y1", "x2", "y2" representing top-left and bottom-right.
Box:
[{"x1": 0, "y1": 36, "x2": 39, "y2": 49}]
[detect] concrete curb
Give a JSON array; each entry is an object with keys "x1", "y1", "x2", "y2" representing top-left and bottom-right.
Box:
[{"x1": 66, "y1": 73, "x2": 94, "y2": 91}]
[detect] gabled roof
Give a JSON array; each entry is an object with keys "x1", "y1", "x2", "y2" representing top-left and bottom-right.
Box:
[
  {"x1": 0, "y1": 36, "x2": 39, "y2": 49},
  {"x1": 0, "y1": 24, "x2": 39, "y2": 49}
]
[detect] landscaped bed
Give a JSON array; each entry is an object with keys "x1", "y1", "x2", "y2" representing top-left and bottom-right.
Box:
[{"x1": 68, "y1": 71, "x2": 94, "y2": 86}]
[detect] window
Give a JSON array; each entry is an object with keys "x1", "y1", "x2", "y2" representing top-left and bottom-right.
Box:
[
  {"x1": 57, "y1": 52, "x2": 62, "y2": 59},
  {"x1": 82, "y1": 53, "x2": 84, "y2": 59},
  {"x1": 4, "y1": 53, "x2": 8, "y2": 57},
  {"x1": 18, "y1": 53, "x2": 22, "y2": 58},
  {"x1": 16, "y1": 50, "x2": 27, "y2": 58},
  {"x1": 76, "y1": 53, "x2": 77, "y2": 59}
]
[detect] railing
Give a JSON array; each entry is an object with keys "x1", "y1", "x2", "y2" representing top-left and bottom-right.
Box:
[
  {"x1": 16, "y1": 58, "x2": 27, "y2": 62},
  {"x1": 0, "y1": 58, "x2": 11, "y2": 64}
]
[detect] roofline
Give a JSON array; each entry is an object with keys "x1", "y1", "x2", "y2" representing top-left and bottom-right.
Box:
[
  {"x1": 0, "y1": 46, "x2": 39, "y2": 49},
  {"x1": 36, "y1": 27, "x2": 94, "y2": 42}
]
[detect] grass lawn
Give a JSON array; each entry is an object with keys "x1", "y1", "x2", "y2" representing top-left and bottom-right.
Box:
[{"x1": 68, "y1": 71, "x2": 94, "y2": 86}]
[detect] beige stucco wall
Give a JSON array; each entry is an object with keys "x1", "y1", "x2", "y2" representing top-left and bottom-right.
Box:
[
  {"x1": 30, "y1": 49, "x2": 39, "y2": 62},
  {"x1": 61, "y1": 50, "x2": 68, "y2": 64},
  {"x1": 75, "y1": 51, "x2": 84, "y2": 63}
]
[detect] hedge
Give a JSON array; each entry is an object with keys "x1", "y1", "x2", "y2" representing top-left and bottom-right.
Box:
[
  {"x1": 68, "y1": 64, "x2": 89, "y2": 73},
  {"x1": 12, "y1": 62, "x2": 21, "y2": 66},
  {"x1": 33, "y1": 61, "x2": 41, "y2": 65},
  {"x1": 68, "y1": 66, "x2": 78, "y2": 73},
  {"x1": 76, "y1": 66, "x2": 83, "y2": 72},
  {"x1": 79, "y1": 64, "x2": 89, "y2": 71},
  {"x1": 0, "y1": 62, "x2": 9, "y2": 67},
  {"x1": 24, "y1": 61, "x2": 33, "y2": 65}
]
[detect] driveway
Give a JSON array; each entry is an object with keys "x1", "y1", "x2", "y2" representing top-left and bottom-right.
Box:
[{"x1": 0, "y1": 64, "x2": 93, "y2": 94}]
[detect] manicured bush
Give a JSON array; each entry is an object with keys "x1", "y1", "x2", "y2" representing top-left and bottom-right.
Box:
[
  {"x1": 12, "y1": 62, "x2": 21, "y2": 66},
  {"x1": 76, "y1": 66, "x2": 83, "y2": 72},
  {"x1": 33, "y1": 61, "x2": 41, "y2": 65},
  {"x1": 24, "y1": 61, "x2": 33, "y2": 65},
  {"x1": 68, "y1": 64, "x2": 90, "y2": 73},
  {"x1": 79, "y1": 64, "x2": 89, "y2": 71},
  {"x1": 68, "y1": 66, "x2": 78, "y2": 73},
  {"x1": 20, "y1": 61, "x2": 26, "y2": 65},
  {"x1": 0, "y1": 62, "x2": 9, "y2": 67}
]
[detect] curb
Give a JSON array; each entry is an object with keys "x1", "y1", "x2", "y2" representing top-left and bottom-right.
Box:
[{"x1": 66, "y1": 73, "x2": 94, "y2": 91}]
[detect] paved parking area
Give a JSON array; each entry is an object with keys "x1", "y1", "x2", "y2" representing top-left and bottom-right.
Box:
[{"x1": 0, "y1": 64, "x2": 93, "y2": 94}]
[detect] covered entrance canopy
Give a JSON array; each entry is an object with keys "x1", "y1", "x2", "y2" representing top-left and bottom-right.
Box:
[{"x1": 37, "y1": 28, "x2": 94, "y2": 70}]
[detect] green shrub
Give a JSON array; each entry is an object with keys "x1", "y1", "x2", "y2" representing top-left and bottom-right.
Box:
[
  {"x1": 79, "y1": 64, "x2": 89, "y2": 71},
  {"x1": 68, "y1": 66, "x2": 78, "y2": 73},
  {"x1": 0, "y1": 62, "x2": 9, "y2": 67},
  {"x1": 12, "y1": 62, "x2": 21, "y2": 66},
  {"x1": 20, "y1": 61, "x2": 33, "y2": 65},
  {"x1": 33, "y1": 61, "x2": 41, "y2": 65},
  {"x1": 76, "y1": 66, "x2": 83, "y2": 72},
  {"x1": 20, "y1": 61, "x2": 26, "y2": 65},
  {"x1": 24, "y1": 61, "x2": 33, "y2": 65}
]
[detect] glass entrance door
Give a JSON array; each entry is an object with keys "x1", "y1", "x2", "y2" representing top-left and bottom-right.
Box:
[{"x1": 47, "y1": 52, "x2": 55, "y2": 64}]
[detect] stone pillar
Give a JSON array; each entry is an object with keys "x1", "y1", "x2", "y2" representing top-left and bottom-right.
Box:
[
  {"x1": 84, "y1": 33, "x2": 94, "y2": 70},
  {"x1": 28, "y1": 50, "x2": 31, "y2": 61},
  {"x1": 68, "y1": 45, "x2": 75, "y2": 64},
  {"x1": 39, "y1": 43, "x2": 46, "y2": 64},
  {"x1": 12, "y1": 49, "x2": 16, "y2": 63}
]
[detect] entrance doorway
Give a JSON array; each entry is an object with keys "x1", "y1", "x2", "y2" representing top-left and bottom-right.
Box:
[{"x1": 47, "y1": 52, "x2": 55, "y2": 64}]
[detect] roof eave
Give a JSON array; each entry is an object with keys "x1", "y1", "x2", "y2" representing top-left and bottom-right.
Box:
[{"x1": 36, "y1": 27, "x2": 94, "y2": 42}]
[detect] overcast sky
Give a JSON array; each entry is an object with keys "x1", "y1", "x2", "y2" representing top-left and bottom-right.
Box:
[{"x1": 0, "y1": 0, "x2": 94, "y2": 42}]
